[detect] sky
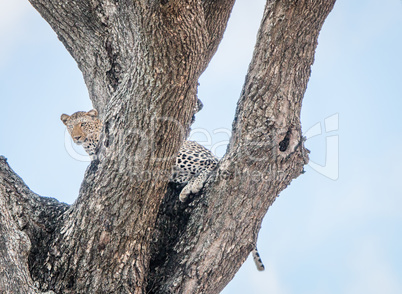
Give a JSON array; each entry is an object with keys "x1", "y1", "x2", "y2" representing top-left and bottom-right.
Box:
[{"x1": 1, "y1": 0, "x2": 402, "y2": 293}]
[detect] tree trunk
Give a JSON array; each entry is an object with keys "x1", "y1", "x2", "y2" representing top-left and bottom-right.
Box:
[{"x1": 0, "y1": 0, "x2": 335, "y2": 293}]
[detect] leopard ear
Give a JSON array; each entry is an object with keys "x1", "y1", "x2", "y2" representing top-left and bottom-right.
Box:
[
  {"x1": 86, "y1": 109, "x2": 98, "y2": 117},
  {"x1": 60, "y1": 114, "x2": 70, "y2": 125}
]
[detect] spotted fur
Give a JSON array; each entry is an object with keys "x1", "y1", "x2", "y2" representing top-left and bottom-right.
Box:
[
  {"x1": 171, "y1": 141, "x2": 218, "y2": 202},
  {"x1": 60, "y1": 110, "x2": 217, "y2": 201},
  {"x1": 61, "y1": 109, "x2": 265, "y2": 271},
  {"x1": 252, "y1": 247, "x2": 265, "y2": 271},
  {"x1": 61, "y1": 109, "x2": 101, "y2": 160}
]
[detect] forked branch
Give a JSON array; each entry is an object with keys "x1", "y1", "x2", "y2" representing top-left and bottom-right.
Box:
[
  {"x1": 150, "y1": 1, "x2": 336, "y2": 293},
  {"x1": 1, "y1": 0, "x2": 336, "y2": 293}
]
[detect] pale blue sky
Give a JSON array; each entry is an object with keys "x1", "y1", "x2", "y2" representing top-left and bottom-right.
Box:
[{"x1": 1, "y1": 0, "x2": 401, "y2": 293}]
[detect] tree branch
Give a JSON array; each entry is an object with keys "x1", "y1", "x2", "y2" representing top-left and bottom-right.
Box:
[
  {"x1": 202, "y1": 0, "x2": 236, "y2": 68},
  {"x1": 28, "y1": 0, "x2": 110, "y2": 109},
  {"x1": 0, "y1": 156, "x2": 68, "y2": 294},
  {"x1": 0, "y1": 157, "x2": 69, "y2": 240},
  {"x1": 152, "y1": 0, "x2": 336, "y2": 292},
  {"x1": 27, "y1": 2, "x2": 212, "y2": 293},
  {"x1": 27, "y1": 0, "x2": 160, "y2": 112},
  {"x1": 3, "y1": 0, "x2": 336, "y2": 292}
]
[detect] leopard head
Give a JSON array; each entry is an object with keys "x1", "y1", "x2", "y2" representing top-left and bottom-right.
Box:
[{"x1": 61, "y1": 109, "x2": 102, "y2": 158}]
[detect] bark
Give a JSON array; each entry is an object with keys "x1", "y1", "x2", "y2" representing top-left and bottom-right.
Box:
[
  {"x1": 1, "y1": 0, "x2": 335, "y2": 293},
  {"x1": 0, "y1": 156, "x2": 68, "y2": 294}
]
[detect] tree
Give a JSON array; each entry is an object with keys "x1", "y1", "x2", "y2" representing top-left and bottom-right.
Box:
[{"x1": 0, "y1": 0, "x2": 336, "y2": 293}]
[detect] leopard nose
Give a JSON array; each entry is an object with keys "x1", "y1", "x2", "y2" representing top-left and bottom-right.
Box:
[{"x1": 73, "y1": 135, "x2": 82, "y2": 141}]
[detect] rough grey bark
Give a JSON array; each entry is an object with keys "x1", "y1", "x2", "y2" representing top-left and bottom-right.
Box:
[
  {"x1": 0, "y1": 0, "x2": 336, "y2": 293},
  {"x1": 0, "y1": 156, "x2": 68, "y2": 294}
]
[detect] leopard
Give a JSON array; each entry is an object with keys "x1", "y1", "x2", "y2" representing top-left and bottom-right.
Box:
[
  {"x1": 60, "y1": 109, "x2": 218, "y2": 202},
  {"x1": 61, "y1": 109, "x2": 102, "y2": 160},
  {"x1": 60, "y1": 109, "x2": 265, "y2": 271},
  {"x1": 170, "y1": 140, "x2": 218, "y2": 202}
]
